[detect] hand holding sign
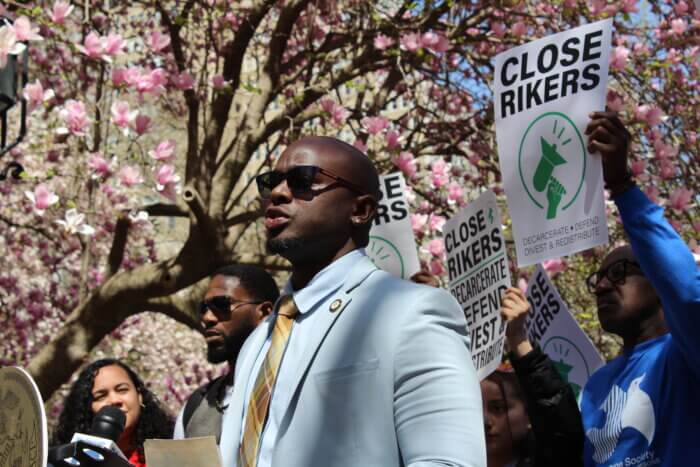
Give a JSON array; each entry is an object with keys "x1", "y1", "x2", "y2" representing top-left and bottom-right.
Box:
[
  {"x1": 501, "y1": 287, "x2": 535, "y2": 358},
  {"x1": 584, "y1": 111, "x2": 633, "y2": 194}
]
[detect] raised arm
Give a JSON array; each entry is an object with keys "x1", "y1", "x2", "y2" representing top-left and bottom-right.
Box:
[
  {"x1": 502, "y1": 287, "x2": 584, "y2": 467},
  {"x1": 586, "y1": 111, "x2": 700, "y2": 372}
]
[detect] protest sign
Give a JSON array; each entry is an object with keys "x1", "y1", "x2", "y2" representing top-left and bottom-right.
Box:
[
  {"x1": 445, "y1": 190, "x2": 510, "y2": 379},
  {"x1": 367, "y1": 172, "x2": 420, "y2": 279},
  {"x1": 494, "y1": 19, "x2": 612, "y2": 266},
  {"x1": 526, "y1": 264, "x2": 604, "y2": 400}
]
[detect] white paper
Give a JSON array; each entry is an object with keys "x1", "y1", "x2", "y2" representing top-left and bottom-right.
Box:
[
  {"x1": 444, "y1": 190, "x2": 511, "y2": 379},
  {"x1": 526, "y1": 265, "x2": 605, "y2": 400},
  {"x1": 367, "y1": 172, "x2": 421, "y2": 279},
  {"x1": 144, "y1": 437, "x2": 222, "y2": 467},
  {"x1": 494, "y1": 19, "x2": 613, "y2": 266}
]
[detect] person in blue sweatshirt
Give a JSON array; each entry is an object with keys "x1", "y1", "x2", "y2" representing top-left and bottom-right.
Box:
[{"x1": 580, "y1": 111, "x2": 700, "y2": 467}]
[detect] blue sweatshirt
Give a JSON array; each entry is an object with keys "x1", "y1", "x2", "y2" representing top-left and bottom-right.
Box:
[{"x1": 581, "y1": 187, "x2": 700, "y2": 467}]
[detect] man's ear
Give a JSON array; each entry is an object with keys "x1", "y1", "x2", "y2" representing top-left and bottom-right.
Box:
[
  {"x1": 351, "y1": 194, "x2": 378, "y2": 227},
  {"x1": 256, "y1": 301, "x2": 274, "y2": 323}
]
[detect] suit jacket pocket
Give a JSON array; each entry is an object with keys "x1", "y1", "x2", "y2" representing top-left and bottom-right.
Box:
[{"x1": 313, "y1": 358, "x2": 380, "y2": 383}]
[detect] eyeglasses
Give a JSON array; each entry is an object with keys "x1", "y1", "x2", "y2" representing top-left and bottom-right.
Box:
[
  {"x1": 255, "y1": 165, "x2": 366, "y2": 199},
  {"x1": 199, "y1": 296, "x2": 262, "y2": 317},
  {"x1": 586, "y1": 259, "x2": 644, "y2": 293}
]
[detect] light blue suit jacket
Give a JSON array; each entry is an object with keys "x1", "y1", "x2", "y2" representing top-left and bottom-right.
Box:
[{"x1": 220, "y1": 256, "x2": 485, "y2": 467}]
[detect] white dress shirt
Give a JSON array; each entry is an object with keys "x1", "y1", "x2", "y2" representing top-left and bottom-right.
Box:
[{"x1": 237, "y1": 249, "x2": 366, "y2": 467}]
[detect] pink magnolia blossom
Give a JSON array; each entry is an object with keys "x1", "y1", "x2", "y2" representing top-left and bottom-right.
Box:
[
  {"x1": 629, "y1": 160, "x2": 646, "y2": 176},
  {"x1": 136, "y1": 68, "x2": 168, "y2": 95},
  {"x1": 320, "y1": 97, "x2": 335, "y2": 114},
  {"x1": 173, "y1": 72, "x2": 195, "y2": 90},
  {"x1": 610, "y1": 46, "x2": 630, "y2": 71},
  {"x1": 111, "y1": 101, "x2": 137, "y2": 131},
  {"x1": 224, "y1": 12, "x2": 241, "y2": 30},
  {"x1": 149, "y1": 140, "x2": 176, "y2": 161},
  {"x1": 155, "y1": 165, "x2": 181, "y2": 190},
  {"x1": 431, "y1": 159, "x2": 449, "y2": 177},
  {"x1": 78, "y1": 32, "x2": 104, "y2": 59},
  {"x1": 147, "y1": 30, "x2": 171, "y2": 52},
  {"x1": 399, "y1": 33, "x2": 421, "y2": 52},
  {"x1": 619, "y1": 0, "x2": 638, "y2": 13},
  {"x1": 511, "y1": 22, "x2": 527, "y2": 37},
  {"x1": 543, "y1": 259, "x2": 567, "y2": 276},
  {"x1": 57, "y1": 100, "x2": 90, "y2": 136},
  {"x1": 12, "y1": 17, "x2": 43, "y2": 42},
  {"x1": 411, "y1": 213, "x2": 428, "y2": 234},
  {"x1": 653, "y1": 140, "x2": 678, "y2": 159},
  {"x1": 645, "y1": 185, "x2": 660, "y2": 204},
  {"x1": 133, "y1": 115, "x2": 152, "y2": 135},
  {"x1": 0, "y1": 25, "x2": 26, "y2": 68},
  {"x1": 385, "y1": 130, "x2": 401, "y2": 151},
  {"x1": 518, "y1": 278, "x2": 528, "y2": 294},
  {"x1": 659, "y1": 160, "x2": 675, "y2": 179},
  {"x1": 211, "y1": 74, "x2": 227, "y2": 89},
  {"x1": 635, "y1": 104, "x2": 664, "y2": 126},
  {"x1": 427, "y1": 238, "x2": 445, "y2": 258},
  {"x1": 362, "y1": 116, "x2": 390, "y2": 135},
  {"x1": 675, "y1": 1, "x2": 689, "y2": 14},
  {"x1": 88, "y1": 152, "x2": 111, "y2": 177},
  {"x1": 420, "y1": 32, "x2": 450, "y2": 53},
  {"x1": 491, "y1": 22, "x2": 507, "y2": 37},
  {"x1": 330, "y1": 105, "x2": 350, "y2": 126},
  {"x1": 429, "y1": 214, "x2": 446, "y2": 232},
  {"x1": 606, "y1": 90, "x2": 624, "y2": 112},
  {"x1": 112, "y1": 68, "x2": 128, "y2": 86},
  {"x1": 24, "y1": 183, "x2": 59, "y2": 215},
  {"x1": 588, "y1": 0, "x2": 606, "y2": 15},
  {"x1": 392, "y1": 152, "x2": 417, "y2": 178},
  {"x1": 429, "y1": 258, "x2": 445, "y2": 276},
  {"x1": 353, "y1": 139, "x2": 367, "y2": 153},
  {"x1": 103, "y1": 33, "x2": 125, "y2": 57},
  {"x1": 447, "y1": 182, "x2": 463, "y2": 202},
  {"x1": 670, "y1": 19, "x2": 687, "y2": 35},
  {"x1": 668, "y1": 187, "x2": 693, "y2": 211},
  {"x1": 119, "y1": 166, "x2": 143, "y2": 187},
  {"x1": 23, "y1": 80, "x2": 54, "y2": 112},
  {"x1": 374, "y1": 34, "x2": 394, "y2": 50},
  {"x1": 50, "y1": 1, "x2": 74, "y2": 24}
]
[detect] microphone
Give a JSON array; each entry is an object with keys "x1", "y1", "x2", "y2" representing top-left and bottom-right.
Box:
[
  {"x1": 48, "y1": 406, "x2": 130, "y2": 466},
  {"x1": 90, "y1": 406, "x2": 126, "y2": 442}
]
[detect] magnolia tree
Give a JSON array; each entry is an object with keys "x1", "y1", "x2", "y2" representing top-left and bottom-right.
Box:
[{"x1": 0, "y1": 0, "x2": 697, "y2": 409}]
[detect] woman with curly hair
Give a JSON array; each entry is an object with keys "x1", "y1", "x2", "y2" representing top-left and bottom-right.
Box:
[{"x1": 52, "y1": 358, "x2": 174, "y2": 467}]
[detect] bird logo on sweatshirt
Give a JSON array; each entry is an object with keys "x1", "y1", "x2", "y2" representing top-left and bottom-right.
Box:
[{"x1": 586, "y1": 373, "x2": 656, "y2": 464}]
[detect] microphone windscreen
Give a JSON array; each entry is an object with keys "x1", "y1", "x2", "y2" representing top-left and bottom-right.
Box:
[{"x1": 90, "y1": 405, "x2": 126, "y2": 442}]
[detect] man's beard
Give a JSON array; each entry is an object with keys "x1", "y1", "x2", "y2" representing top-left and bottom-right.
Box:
[
  {"x1": 206, "y1": 333, "x2": 246, "y2": 364},
  {"x1": 266, "y1": 235, "x2": 307, "y2": 256}
]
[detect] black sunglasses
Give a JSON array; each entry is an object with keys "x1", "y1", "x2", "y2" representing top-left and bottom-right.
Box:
[
  {"x1": 255, "y1": 165, "x2": 366, "y2": 199},
  {"x1": 586, "y1": 259, "x2": 644, "y2": 293},
  {"x1": 199, "y1": 296, "x2": 262, "y2": 316}
]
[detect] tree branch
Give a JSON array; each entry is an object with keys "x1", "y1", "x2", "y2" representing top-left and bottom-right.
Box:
[
  {"x1": 141, "y1": 202, "x2": 189, "y2": 218},
  {"x1": 107, "y1": 214, "x2": 130, "y2": 278}
]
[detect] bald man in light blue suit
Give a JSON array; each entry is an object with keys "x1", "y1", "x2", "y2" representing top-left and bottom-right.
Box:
[{"x1": 220, "y1": 137, "x2": 485, "y2": 467}]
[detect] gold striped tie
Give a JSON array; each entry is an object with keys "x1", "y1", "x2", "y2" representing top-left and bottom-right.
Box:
[{"x1": 237, "y1": 295, "x2": 299, "y2": 467}]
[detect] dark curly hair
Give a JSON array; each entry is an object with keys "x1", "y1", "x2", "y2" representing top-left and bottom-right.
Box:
[{"x1": 52, "y1": 359, "x2": 174, "y2": 459}]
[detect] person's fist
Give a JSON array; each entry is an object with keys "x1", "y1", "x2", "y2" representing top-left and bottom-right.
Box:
[
  {"x1": 501, "y1": 287, "x2": 530, "y2": 339},
  {"x1": 584, "y1": 111, "x2": 632, "y2": 191}
]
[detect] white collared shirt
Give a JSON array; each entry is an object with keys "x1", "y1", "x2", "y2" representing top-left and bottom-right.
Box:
[{"x1": 236, "y1": 249, "x2": 366, "y2": 467}]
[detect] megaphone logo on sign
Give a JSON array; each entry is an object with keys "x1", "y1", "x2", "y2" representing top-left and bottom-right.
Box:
[{"x1": 518, "y1": 112, "x2": 587, "y2": 220}]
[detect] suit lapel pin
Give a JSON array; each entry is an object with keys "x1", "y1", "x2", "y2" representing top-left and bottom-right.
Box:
[{"x1": 329, "y1": 299, "x2": 342, "y2": 312}]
